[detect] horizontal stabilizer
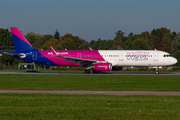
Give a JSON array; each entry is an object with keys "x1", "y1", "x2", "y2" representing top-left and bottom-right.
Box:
[{"x1": 3, "y1": 52, "x2": 25, "y2": 57}]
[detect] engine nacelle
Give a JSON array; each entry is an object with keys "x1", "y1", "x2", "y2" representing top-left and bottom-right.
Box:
[
  {"x1": 112, "y1": 66, "x2": 123, "y2": 71},
  {"x1": 94, "y1": 63, "x2": 112, "y2": 71}
]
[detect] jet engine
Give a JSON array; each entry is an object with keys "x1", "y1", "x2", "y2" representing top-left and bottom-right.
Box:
[
  {"x1": 112, "y1": 66, "x2": 123, "y2": 71},
  {"x1": 93, "y1": 63, "x2": 112, "y2": 71}
]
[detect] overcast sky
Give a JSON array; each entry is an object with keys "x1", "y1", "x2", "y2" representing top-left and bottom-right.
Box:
[{"x1": 0, "y1": 0, "x2": 180, "y2": 41}]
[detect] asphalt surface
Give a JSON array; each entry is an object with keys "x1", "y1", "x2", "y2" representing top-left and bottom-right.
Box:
[
  {"x1": 0, "y1": 71, "x2": 180, "y2": 75},
  {"x1": 0, "y1": 90, "x2": 180, "y2": 96}
]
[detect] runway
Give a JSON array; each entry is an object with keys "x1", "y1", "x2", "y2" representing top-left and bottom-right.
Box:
[
  {"x1": 0, "y1": 90, "x2": 180, "y2": 96},
  {"x1": 0, "y1": 71, "x2": 180, "y2": 75}
]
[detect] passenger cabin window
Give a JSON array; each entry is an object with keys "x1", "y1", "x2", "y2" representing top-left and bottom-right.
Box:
[{"x1": 164, "y1": 54, "x2": 171, "y2": 57}]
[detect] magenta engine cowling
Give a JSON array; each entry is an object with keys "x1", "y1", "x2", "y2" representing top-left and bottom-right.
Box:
[{"x1": 93, "y1": 63, "x2": 112, "y2": 71}]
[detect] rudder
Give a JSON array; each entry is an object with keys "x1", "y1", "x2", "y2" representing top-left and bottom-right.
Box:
[{"x1": 10, "y1": 27, "x2": 35, "y2": 52}]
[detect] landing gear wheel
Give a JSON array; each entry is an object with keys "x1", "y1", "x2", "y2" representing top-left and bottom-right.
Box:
[
  {"x1": 84, "y1": 69, "x2": 91, "y2": 74},
  {"x1": 155, "y1": 71, "x2": 159, "y2": 74},
  {"x1": 92, "y1": 69, "x2": 98, "y2": 74}
]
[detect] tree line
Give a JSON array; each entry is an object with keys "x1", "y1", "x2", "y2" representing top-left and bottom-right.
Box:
[{"x1": 0, "y1": 27, "x2": 180, "y2": 66}]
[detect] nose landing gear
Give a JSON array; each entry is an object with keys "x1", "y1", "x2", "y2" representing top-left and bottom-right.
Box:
[{"x1": 155, "y1": 68, "x2": 159, "y2": 74}]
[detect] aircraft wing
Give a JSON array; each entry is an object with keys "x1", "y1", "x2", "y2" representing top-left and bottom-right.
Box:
[
  {"x1": 50, "y1": 46, "x2": 102, "y2": 66},
  {"x1": 57, "y1": 55, "x2": 97, "y2": 66}
]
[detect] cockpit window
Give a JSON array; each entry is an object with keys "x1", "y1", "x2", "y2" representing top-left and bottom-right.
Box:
[{"x1": 164, "y1": 54, "x2": 171, "y2": 57}]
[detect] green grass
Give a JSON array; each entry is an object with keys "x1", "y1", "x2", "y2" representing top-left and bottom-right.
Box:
[
  {"x1": 0, "y1": 74, "x2": 180, "y2": 91},
  {"x1": 0, "y1": 75, "x2": 179, "y2": 119},
  {"x1": 0, "y1": 94, "x2": 180, "y2": 120}
]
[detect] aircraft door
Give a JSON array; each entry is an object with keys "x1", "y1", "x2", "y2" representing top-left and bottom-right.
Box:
[
  {"x1": 77, "y1": 53, "x2": 81, "y2": 58},
  {"x1": 153, "y1": 52, "x2": 158, "y2": 61},
  {"x1": 32, "y1": 51, "x2": 37, "y2": 60},
  {"x1": 119, "y1": 53, "x2": 124, "y2": 61}
]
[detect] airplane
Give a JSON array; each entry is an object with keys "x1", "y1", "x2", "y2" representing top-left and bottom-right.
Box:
[{"x1": 3, "y1": 27, "x2": 177, "y2": 74}]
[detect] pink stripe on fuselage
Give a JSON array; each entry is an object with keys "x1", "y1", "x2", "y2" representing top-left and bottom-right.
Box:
[
  {"x1": 38, "y1": 50, "x2": 105, "y2": 66},
  {"x1": 10, "y1": 27, "x2": 32, "y2": 46}
]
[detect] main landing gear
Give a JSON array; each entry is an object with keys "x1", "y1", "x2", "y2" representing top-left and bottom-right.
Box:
[
  {"x1": 84, "y1": 69, "x2": 91, "y2": 74},
  {"x1": 92, "y1": 69, "x2": 98, "y2": 73},
  {"x1": 84, "y1": 69, "x2": 99, "y2": 74}
]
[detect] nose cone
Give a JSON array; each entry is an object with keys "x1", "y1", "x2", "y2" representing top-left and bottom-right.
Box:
[{"x1": 172, "y1": 57, "x2": 178, "y2": 65}]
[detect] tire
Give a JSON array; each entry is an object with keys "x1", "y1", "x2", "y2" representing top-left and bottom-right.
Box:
[
  {"x1": 84, "y1": 69, "x2": 91, "y2": 74},
  {"x1": 93, "y1": 70, "x2": 98, "y2": 73}
]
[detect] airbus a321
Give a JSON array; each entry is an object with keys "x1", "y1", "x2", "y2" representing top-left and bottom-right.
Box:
[{"x1": 4, "y1": 27, "x2": 177, "y2": 74}]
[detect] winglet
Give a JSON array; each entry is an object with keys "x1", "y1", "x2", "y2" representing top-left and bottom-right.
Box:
[
  {"x1": 88, "y1": 47, "x2": 92, "y2": 50},
  {"x1": 50, "y1": 46, "x2": 58, "y2": 55}
]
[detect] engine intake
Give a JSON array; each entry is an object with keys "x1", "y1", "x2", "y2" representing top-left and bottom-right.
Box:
[{"x1": 94, "y1": 63, "x2": 112, "y2": 71}]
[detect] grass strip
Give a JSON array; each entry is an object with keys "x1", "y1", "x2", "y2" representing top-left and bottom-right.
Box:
[
  {"x1": 0, "y1": 94, "x2": 180, "y2": 120},
  {"x1": 0, "y1": 74, "x2": 180, "y2": 91}
]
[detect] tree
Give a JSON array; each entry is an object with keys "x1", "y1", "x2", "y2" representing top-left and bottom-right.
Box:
[
  {"x1": 93, "y1": 39, "x2": 102, "y2": 50},
  {"x1": 128, "y1": 32, "x2": 133, "y2": 37},
  {"x1": 79, "y1": 40, "x2": 90, "y2": 50},
  {"x1": 132, "y1": 38, "x2": 149, "y2": 50},
  {"x1": 1, "y1": 54, "x2": 15, "y2": 65},
  {"x1": 54, "y1": 29, "x2": 60, "y2": 39},
  {"x1": 90, "y1": 40, "x2": 95, "y2": 46},
  {"x1": 41, "y1": 38, "x2": 59, "y2": 50},
  {"x1": 171, "y1": 33, "x2": 180, "y2": 54},
  {"x1": 60, "y1": 33, "x2": 74, "y2": 41},
  {"x1": 100, "y1": 40, "x2": 108, "y2": 50},
  {"x1": 55, "y1": 44, "x2": 63, "y2": 50},
  {"x1": 125, "y1": 35, "x2": 139, "y2": 50},
  {"x1": 140, "y1": 31, "x2": 154, "y2": 50},
  {"x1": 162, "y1": 32, "x2": 172, "y2": 53},
  {"x1": 151, "y1": 27, "x2": 170, "y2": 40},
  {"x1": 75, "y1": 38, "x2": 90, "y2": 50},
  {"x1": 61, "y1": 38, "x2": 76, "y2": 50},
  {"x1": 90, "y1": 40, "x2": 95, "y2": 49},
  {"x1": 172, "y1": 31, "x2": 176, "y2": 39},
  {"x1": 33, "y1": 35, "x2": 53, "y2": 49},
  {"x1": 12, "y1": 59, "x2": 27, "y2": 65},
  {"x1": 153, "y1": 35, "x2": 167, "y2": 51},
  {"x1": 113, "y1": 30, "x2": 125, "y2": 49},
  {"x1": 151, "y1": 27, "x2": 173, "y2": 52},
  {"x1": 59, "y1": 33, "x2": 90, "y2": 50},
  {"x1": 106, "y1": 39, "x2": 113, "y2": 50},
  {"x1": 0, "y1": 28, "x2": 13, "y2": 45},
  {"x1": 25, "y1": 32, "x2": 44, "y2": 45},
  {"x1": 141, "y1": 31, "x2": 150, "y2": 39}
]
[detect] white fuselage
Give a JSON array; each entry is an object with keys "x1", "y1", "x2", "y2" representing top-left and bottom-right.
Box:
[{"x1": 99, "y1": 50, "x2": 177, "y2": 67}]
